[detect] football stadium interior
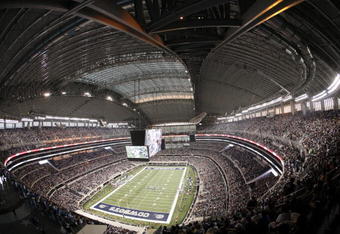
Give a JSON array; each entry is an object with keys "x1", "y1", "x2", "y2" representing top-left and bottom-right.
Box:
[{"x1": 0, "y1": 1, "x2": 339, "y2": 234}]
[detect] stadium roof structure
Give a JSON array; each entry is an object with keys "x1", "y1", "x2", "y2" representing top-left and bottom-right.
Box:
[{"x1": 0, "y1": 0, "x2": 339, "y2": 124}]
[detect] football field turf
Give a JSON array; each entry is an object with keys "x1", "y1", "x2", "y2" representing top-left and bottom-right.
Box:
[{"x1": 91, "y1": 166, "x2": 187, "y2": 223}]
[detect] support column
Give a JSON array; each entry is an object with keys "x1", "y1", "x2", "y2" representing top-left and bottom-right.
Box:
[
  {"x1": 290, "y1": 101, "x2": 295, "y2": 115},
  {"x1": 301, "y1": 101, "x2": 308, "y2": 116},
  {"x1": 320, "y1": 99, "x2": 325, "y2": 111},
  {"x1": 334, "y1": 96, "x2": 339, "y2": 110}
]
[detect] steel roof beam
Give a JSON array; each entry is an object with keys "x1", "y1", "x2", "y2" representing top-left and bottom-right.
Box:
[
  {"x1": 212, "y1": 0, "x2": 304, "y2": 52},
  {"x1": 212, "y1": 52, "x2": 299, "y2": 85},
  {"x1": 129, "y1": 90, "x2": 193, "y2": 97},
  {"x1": 0, "y1": 8, "x2": 27, "y2": 43},
  {"x1": 1, "y1": 17, "x2": 86, "y2": 88},
  {"x1": 166, "y1": 39, "x2": 220, "y2": 47},
  {"x1": 5, "y1": 37, "x2": 165, "y2": 88},
  {"x1": 151, "y1": 19, "x2": 241, "y2": 34},
  {"x1": 0, "y1": 0, "x2": 173, "y2": 54},
  {"x1": 138, "y1": 98, "x2": 194, "y2": 106},
  {"x1": 147, "y1": 0, "x2": 230, "y2": 32},
  {"x1": 103, "y1": 75, "x2": 189, "y2": 87},
  {"x1": 201, "y1": 79, "x2": 265, "y2": 99},
  {"x1": 123, "y1": 85, "x2": 192, "y2": 93}
]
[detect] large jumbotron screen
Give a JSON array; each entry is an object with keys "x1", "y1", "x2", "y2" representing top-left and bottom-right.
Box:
[
  {"x1": 145, "y1": 129, "x2": 162, "y2": 157},
  {"x1": 126, "y1": 146, "x2": 149, "y2": 159}
]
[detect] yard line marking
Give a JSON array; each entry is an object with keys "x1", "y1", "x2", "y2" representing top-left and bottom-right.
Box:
[
  {"x1": 166, "y1": 167, "x2": 187, "y2": 223},
  {"x1": 91, "y1": 167, "x2": 145, "y2": 209}
]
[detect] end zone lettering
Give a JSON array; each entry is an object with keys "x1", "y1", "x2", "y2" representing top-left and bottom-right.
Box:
[
  {"x1": 109, "y1": 206, "x2": 150, "y2": 217},
  {"x1": 93, "y1": 202, "x2": 169, "y2": 222}
]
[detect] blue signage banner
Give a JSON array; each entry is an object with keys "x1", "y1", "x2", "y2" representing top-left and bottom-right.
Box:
[{"x1": 93, "y1": 202, "x2": 170, "y2": 222}]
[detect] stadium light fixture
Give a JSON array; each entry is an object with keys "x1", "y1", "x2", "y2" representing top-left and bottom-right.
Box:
[
  {"x1": 242, "y1": 96, "x2": 282, "y2": 114},
  {"x1": 271, "y1": 168, "x2": 279, "y2": 177},
  {"x1": 268, "y1": 97, "x2": 282, "y2": 105},
  {"x1": 327, "y1": 74, "x2": 340, "y2": 94},
  {"x1": 84, "y1": 92, "x2": 91, "y2": 97},
  {"x1": 312, "y1": 90, "x2": 327, "y2": 102},
  {"x1": 38, "y1": 160, "x2": 49, "y2": 165},
  {"x1": 43, "y1": 92, "x2": 51, "y2": 97},
  {"x1": 106, "y1": 96, "x2": 113, "y2": 101},
  {"x1": 71, "y1": 117, "x2": 88, "y2": 121},
  {"x1": 282, "y1": 95, "x2": 292, "y2": 102},
  {"x1": 45, "y1": 115, "x2": 70, "y2": 120},
  {"x1": 21, "y1": 118, "x2": 33, "y2": 122},
  {"x1": 294, "y1": 93, "x2": 308, "y2": 102},
  {"x1": 309, "y1": 73, "x2": 340, "y2": 102},
  {"x1": 227, "y1": 74, "x2": 338, "y2": 120},
  {"x1": 5, "y1": 119, "x2": 19, "y2": 124},
  {"x1": 153, "y1": 122, "x2": 195, "y2": 127}
]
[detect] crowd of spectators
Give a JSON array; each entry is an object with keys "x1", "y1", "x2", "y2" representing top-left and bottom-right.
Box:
[
  {"x1": 153, "y1": 144, "x2": 274, "y2": 218},
  {"x1": 153, "y1": 152, "x2": 228, "y2": 218},
  {"x1": 0, "y1": 110, "x2": 338, "y2": 233},
  {"x1": 162, "y1": 110, "x2": 339, "y2": 233},
  {"x1": 0, "y1": 127, "x2": 129, "y2": 161},
  {"x1": 28, "y1": 152, "x2": 125, "y2": 196},
  {"x1": 0, "y1": 150, "x2": 138, "y2": 234},
  {"x1": 223, "y1": 146, "x2": 270, "y2": 182},
  {"x1": 163, "y1": 154, "x2": 339, "y2": 234},
  {"x1": 199, "y1": 111, "x2": 339, "y2": 157},
  {"x1": 8, "y1": 146, "x2": 141, "y2": 211},
  {"x1": 51, "y1": 160, "x2": 136, "y2": 210}
]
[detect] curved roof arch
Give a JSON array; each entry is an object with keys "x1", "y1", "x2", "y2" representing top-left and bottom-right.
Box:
[
  {"x1": 0, "y1": 0, "x2": 339, "y2": 122},
  {"x1": 0, "y1": 6, "x2": 194, "y2": 123}
]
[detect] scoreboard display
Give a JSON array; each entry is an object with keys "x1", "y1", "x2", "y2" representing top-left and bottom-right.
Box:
[
  {"x1": 145, "y1": 129, "x2": 162, "y2": 157},
  {"x1": 126, "y1": 146, "x2": 149, "y2": 159},
  {"x1": 128, "y1": 129, "x2": 162, "y2": 159}
]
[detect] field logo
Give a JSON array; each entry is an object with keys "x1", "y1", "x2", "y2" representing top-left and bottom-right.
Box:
[
  {"x1": 155, "y1": 214, "x2": 164, "y2": 219},
  {"x1": 93, "y1": 202, "x2": 169, "y2": 222}
]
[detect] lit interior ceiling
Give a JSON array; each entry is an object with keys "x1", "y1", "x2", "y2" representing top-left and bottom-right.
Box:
[
  {"x1": 77, "y1": 59, "x2": 193, "y2": 104},
  {"x1": 0, "y1": 0, "x2": 339, "y2": 123}
]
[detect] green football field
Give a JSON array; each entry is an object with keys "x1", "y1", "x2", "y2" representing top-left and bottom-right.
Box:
[{"x1": 91, "y1": 166, "x2": 187, "y2": 223}]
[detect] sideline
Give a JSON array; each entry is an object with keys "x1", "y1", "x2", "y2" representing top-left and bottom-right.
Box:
[{"x1": 166, "y1": 167, "x2": 187, "y2": 223}]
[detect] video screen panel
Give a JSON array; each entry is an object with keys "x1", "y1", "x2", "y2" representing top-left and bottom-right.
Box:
[
  {"x1": 125, "y1": 146, "x2": 149, "y2": 159},
  {"x1": 145, "y1": 129, "x2": 162, "y2": 157}
]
